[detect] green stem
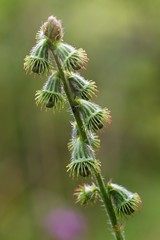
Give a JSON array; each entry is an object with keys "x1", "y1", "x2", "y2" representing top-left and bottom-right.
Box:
[
  {"x1": 52, "y1": 50, "x2": 88, "y2": 142},
  {"x1": 51, "y1": 47, "x2": 125, "y2": 240},
  {"x1": 96, "y1": 173, "x2": 125, "y2": 240}
]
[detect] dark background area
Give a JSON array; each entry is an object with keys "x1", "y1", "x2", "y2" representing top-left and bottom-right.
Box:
[{"x1": 0, "y1": 0, "x2": 160, "y2": 239}]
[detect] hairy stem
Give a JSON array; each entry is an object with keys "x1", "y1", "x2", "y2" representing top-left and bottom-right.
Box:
[
  {"x1": 96, "y1": 173, "x2": 125, "y2": 240},
  {"x1": 51, "y1": 47, "x2": 125, "y2": 240}
]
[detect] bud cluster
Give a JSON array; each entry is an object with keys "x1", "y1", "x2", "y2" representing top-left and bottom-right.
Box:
[{"x1": 24, "y1": 16, "x2": 108, "y2": 177}]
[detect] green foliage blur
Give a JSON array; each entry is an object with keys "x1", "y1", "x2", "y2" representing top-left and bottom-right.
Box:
[{"x1": 0, "y1": 0, "x2": 160, "y2": 239}]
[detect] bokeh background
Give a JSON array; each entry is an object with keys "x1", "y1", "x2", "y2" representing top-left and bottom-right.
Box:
[{"x1": 1, "y1": 0, "x2": 160, "y2": 239}]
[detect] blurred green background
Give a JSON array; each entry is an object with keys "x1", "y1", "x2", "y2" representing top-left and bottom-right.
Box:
[{"x1": 0, "y1": 0, "x2": 160, "y2": 239}]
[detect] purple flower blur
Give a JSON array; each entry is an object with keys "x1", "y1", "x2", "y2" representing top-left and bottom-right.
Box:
[{"x1": 44, "y1": 208, "x2": 87, "y2": 240}]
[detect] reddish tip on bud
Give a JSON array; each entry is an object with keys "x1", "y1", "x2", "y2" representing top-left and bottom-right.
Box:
[{"x1": 41, "y1": 16, "x2": 63, "y2": 42}]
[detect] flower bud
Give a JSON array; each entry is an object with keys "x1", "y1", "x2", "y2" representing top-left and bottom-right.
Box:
[
  {"x1": 41, "y1": 16, "x2": 63, "y2": 41},
  {"x1": 75, "y1": 183, "x2": 99, "y2": 206},
  {"x1": 55, "y1": 42, "x2": 88, "y2": 71},
  {"x1": 76, "y1": 99, "x2": 111, "y2": 131},
  {"x1": 35, "y1": 71, "x2": 65, "y2": 110},
  {"x1": 24, "y1": 39, "x2": 52, "y2": 75},
  {"x1": 67, "y1": 137, "x2": 100, "y2": 178},
  {"x1": 107, "y1": 182, "x2": 142, "y2": 218},
  {"x1": 68, "y1": 73, "x2": 97, "y2": 100}
]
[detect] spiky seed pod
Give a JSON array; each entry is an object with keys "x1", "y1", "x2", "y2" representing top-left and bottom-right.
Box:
[
  {"x1": 68, "y1": 122, "x2": 100, "y2": 152},
  {"x1": 55, "y1": 42, "x2": 88, "y2": 71},
  {"x1": 107, "y1": 182, "x2": 142, "y2": 218},
  {"x1": 40, "y1": 16, "x2": 63, "y2": 42},
  {"x1": 74, "y1": 183, "x2": 99, "y2": 206},
  {"x1": 76, "y1": 99, "x2": 111, "y2": 131},
  {"x1": 68, "y1": 72, "x2": 97, "y2": 100},
  {"x1": 35, "y1": 71, "x2": 65, "y2": 110},
  {"x1": 24, "y1": 39, "x2": 52, "y2": 75},
  {"x1": 67, "y1": 137, "x2": 100, "y2": 178}
]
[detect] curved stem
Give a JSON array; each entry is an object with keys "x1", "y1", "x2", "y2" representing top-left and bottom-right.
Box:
[{"x1": 51, "y1": 48, "x2": 125, "y2": 240}]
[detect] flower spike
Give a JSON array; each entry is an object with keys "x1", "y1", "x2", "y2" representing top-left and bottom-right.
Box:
[
  {"x1": 107, "y1": 182, "x2": 142, "y2": 218},
  {"x1": 76, "y1": 99, "x2": 111, "y2": 131},
  {"x1": 35, "y1": 71, "x2": 65, "y2": 110},
  {"x1": 25, "y1": 16, "x2": 142, "y2": 239}
]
